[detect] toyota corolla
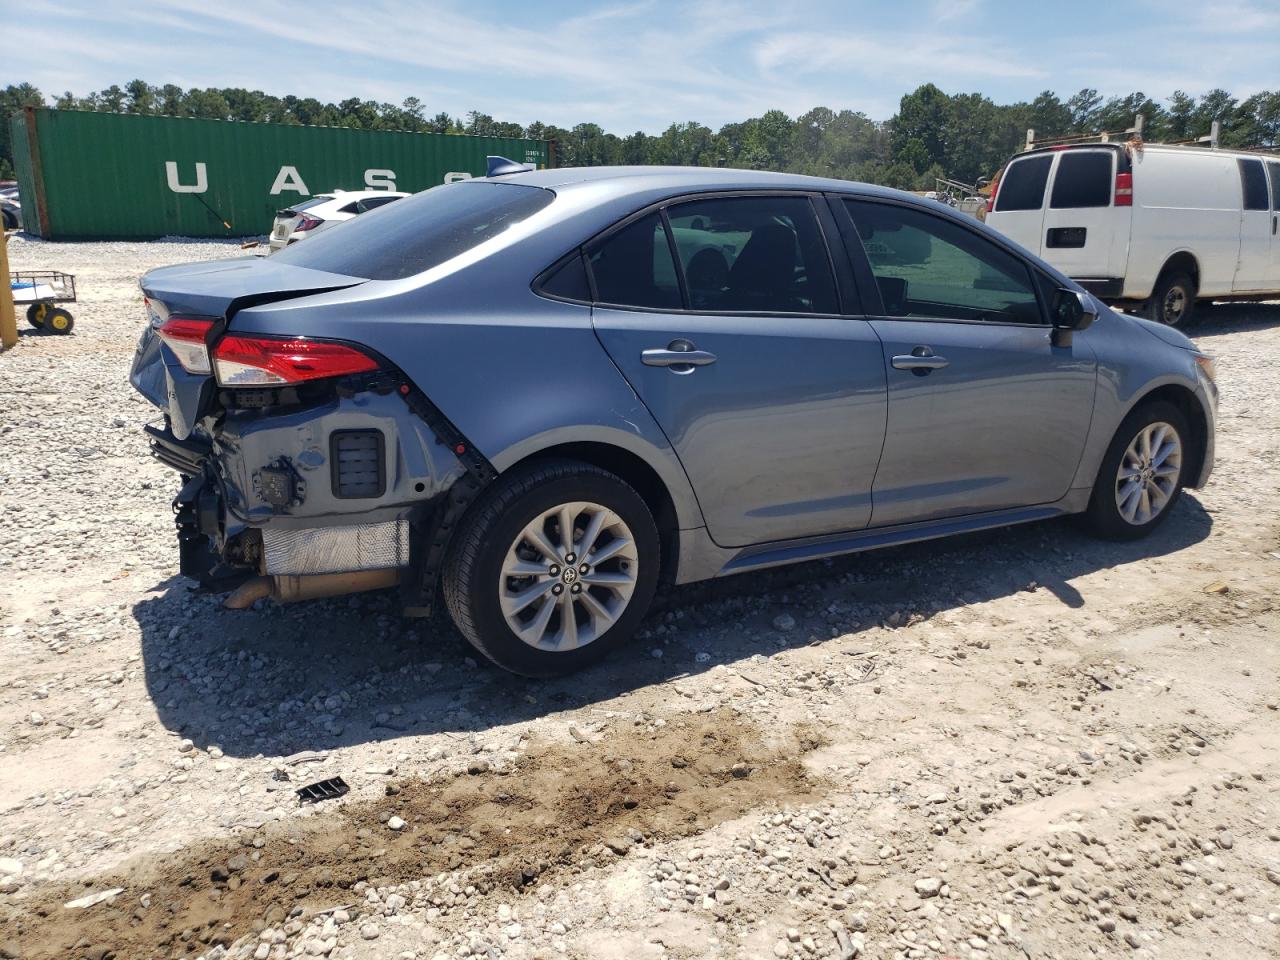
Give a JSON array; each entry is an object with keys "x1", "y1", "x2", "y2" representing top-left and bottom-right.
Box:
[{"x1": 130, "y1": 160, "x2": 1217, "y2": 675}]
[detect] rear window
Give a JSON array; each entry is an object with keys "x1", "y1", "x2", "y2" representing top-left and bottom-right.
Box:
[
  {"x1": 1239, "y1": 158, "x2": 1269, "y2": 211},
  {"x1": 587, "y1": 212, "x2": 682, "y2": 310},
  {"x1": 1269, "y1": 162, "x2": 1280, "y2": 211},
  {"x1": 271, "y1": 182, "x2": 554, "y2": 280},
  {"x1": 1050, "y1": 152, "x2": 1113, "y2": 208},
  {"x1": 995, "y1": 156, "x2": 1052, "y2": 212}
]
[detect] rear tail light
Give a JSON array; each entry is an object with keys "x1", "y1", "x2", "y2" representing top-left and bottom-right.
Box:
[
  {"x1": 156, "y1": 317, "x2": 215, "y2": 374},
  {"x1": 987, "y1": 174, "x2": 1001, "y2": 212},
  {"x1": 1114, "y1": 172, "x2": 1133, "y2": 207},
  {"x1": 213, "y1": 334, "x2": 380, "y2": 386},
  {"x1": 293, "y1": 214, "x2": 323, "y2": 233}
]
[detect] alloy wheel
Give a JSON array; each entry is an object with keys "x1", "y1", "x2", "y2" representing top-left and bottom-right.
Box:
[
  {"x1": 499, "y1": 501, "x2": 639, "y2": 651},
  {"x1": 1114, "y1": 421, "x2": 1182, "y2": 525}
]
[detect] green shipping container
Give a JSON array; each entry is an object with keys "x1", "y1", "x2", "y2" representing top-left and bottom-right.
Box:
[{"x1": 11, "y1": 108, "x2": 553, "y2": 240}]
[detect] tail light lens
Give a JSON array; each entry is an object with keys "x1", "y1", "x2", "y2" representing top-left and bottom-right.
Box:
[
  {"x1": 1114, "y1": 172, "x2": 1133, "y2": 207},
  {"x1": 293, "y1": 214, "x2": 323, "y2": 233},
  {"x1": 156, "y1": 317, "x2": 215, "y2": 374},
  {"x1": 213, "y1": 335, "x2": 380, "y2": 386},
  {"x1": 987, "y1": 175, "x2": 1001, "y2": 212}
]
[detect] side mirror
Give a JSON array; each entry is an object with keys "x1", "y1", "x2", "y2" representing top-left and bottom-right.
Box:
[{"x1": 1050, "y1": 288, "x2": 1098, "y2": 345}]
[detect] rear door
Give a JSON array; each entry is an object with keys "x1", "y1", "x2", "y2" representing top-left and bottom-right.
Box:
[
  {"x1": 589, "y1": 194, "x2": 888, "y2": 548},
  {"x1": 1234, "y1": 157, "x2": 1272, "y2": 292},
  {"x1": 838, "y1": 198, "x2": 1097, "y2": 528},
  {"x1": 1040, "y1": 148, "x2": 1130, "y2": 281},
  {"x1": 986, "y1": 154, "x2": 1052, "y2": 252}
]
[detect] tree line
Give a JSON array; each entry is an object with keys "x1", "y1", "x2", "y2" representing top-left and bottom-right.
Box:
[{"x1": 3, "y1": 79, "x2": 1278, "y2": 190}]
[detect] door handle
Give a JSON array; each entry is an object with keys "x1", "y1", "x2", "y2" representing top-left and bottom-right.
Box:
[
  {"x1": 642, "y1": 338, "x2": 717, "y2": 373},
  {"x1": 891, "y1": 346, "x2": 949, "y2": 372}
]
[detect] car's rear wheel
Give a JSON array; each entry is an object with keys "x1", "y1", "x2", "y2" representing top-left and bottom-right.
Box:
[
  {"x1": 1083, "y1": 401, "x2": 1189, "y2": 540},
  {"x1": 443, "y1": 459, "x2": 660, "y2": 676}
]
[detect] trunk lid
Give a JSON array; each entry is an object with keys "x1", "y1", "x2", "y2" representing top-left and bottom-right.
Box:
[{"x1": 130, "y1": 257, "x2": 364, "y2": 439}]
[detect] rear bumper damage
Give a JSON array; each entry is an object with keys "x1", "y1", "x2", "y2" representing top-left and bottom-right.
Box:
[{"x1": 154, "y1": 386, "x2": 480, "y2": 610}]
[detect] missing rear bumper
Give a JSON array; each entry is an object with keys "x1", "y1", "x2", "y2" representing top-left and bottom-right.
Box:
[{"x1": 261, "y1": 519, "x2": 410, "y2": 576}]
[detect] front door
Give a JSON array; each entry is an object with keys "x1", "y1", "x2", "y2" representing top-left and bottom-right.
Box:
[
  {"x1": 588, "y1": 195, "x2": 887, "y2": 548},
  {"x1": 1235, "y1": 157, "x2": 1273, "y2": 292},
  {"x1": 838, "y1": 198, "x2": 1097, "y2": 528},
  {"x1": 1268, "y1": 161, "x2": 1280, "y2": 291}
]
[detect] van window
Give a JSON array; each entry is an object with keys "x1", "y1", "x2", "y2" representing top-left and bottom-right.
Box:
[
  {"x1": 1050, "y1": 152, "x2": 1113, "y2": 208},
  {"x1": 588, "y1": 212, "x2": 682, "y2": 310},
  {"x1": 1267, "y1": 162, "x2": 1280, "y2": 211},
  {"x1": 1239, "y1": 158, "x2": 1269, "y2": 211},
  {"x1": 995, "y1": 156, "x2": 1052, "y2": 211}
]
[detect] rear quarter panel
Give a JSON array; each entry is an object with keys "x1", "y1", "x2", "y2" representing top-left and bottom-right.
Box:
[
  {"x1": 229, "y1": 257, "x2": 707, "y2": 533},
  {"x1": 1129, "y1": 150, "x2": 1240, "y2": 298}
]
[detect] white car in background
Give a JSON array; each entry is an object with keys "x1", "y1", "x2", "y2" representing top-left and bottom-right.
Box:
[{"x1": 268, "y1": 190, "x2": 408, "y2": 251}]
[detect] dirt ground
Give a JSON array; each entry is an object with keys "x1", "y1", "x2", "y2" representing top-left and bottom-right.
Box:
[{"x1": 0, "y1": 236, "x2": 1278, "y2": 960}]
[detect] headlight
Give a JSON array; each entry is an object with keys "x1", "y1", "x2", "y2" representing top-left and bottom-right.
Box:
[{"x1": 1193, "y1": 353, "x2": 1216, "y2": 383}]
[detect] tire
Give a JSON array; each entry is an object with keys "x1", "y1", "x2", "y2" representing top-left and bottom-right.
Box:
[
  {"x1": 443, "y1": 459, "x2": 661, "y2": 676},
  {"x1": 1143, "y1": 272, "x2": 1196, "y2": 327},
  {"x1": 26, "y1": 303, "x2": 47, "y2": 328},
  {"x1": 1083, "y1": 400, "x2": 1190, "y2": 541},
  {"x1": 1, "y1": 208, "x2": 15, "y2": 231},
  {"x1": 44, "y1": 307, "x2": 74, "y2": 334}
]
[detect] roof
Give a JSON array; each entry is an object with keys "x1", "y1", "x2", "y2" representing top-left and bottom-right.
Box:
[{"x1": 495, "y1": 164, "x2": 909, "y2": 201}]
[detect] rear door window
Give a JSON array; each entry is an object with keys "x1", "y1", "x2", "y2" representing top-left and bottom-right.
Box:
[
  {"x1": 270, "y1": 182, "x2": 553, "y2": 280},
  {"x1": 1265, "y1": 161, "x2": 1280, "y2": 211},
  {"x1": 995, "y1": 156, "x2": 1052, "y2": 212},
  {"x1": 1239, "y1": 158, "x2": 1269, "y2": 211},
  {"x1": 664, "y1": 195, "x2": 838, "y2": 313},
  {"x1": 1050, "y1": 152, "x2": 1113, "y2": 208},
  {"x1": 587, "y1": 212, "x2": 682, "y2": 310}
]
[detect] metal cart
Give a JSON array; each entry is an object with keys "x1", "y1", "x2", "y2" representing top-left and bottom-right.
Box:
[{"x1": 11, "y1": 270, "x2": 77, "y2": 334}]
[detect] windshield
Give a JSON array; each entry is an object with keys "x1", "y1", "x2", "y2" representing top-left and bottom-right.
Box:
[{"x1": 270, "y1": 181, "x2": 555, "y2": 281}]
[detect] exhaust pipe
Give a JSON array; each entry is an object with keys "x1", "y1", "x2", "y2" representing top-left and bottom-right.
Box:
[{"x1": 224, "y1": 569, "x2": 401, "y2": 609}]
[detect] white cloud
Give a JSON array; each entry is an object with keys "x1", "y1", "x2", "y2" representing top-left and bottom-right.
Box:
[{"x1": 9, "y1": 0, "x2": 1277, "y2": 132}]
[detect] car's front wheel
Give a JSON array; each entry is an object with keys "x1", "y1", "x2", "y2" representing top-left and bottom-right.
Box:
[
  {"x1": 443, "y1": 459, "x2": 660, "y2": 676},
  {"x1": 1084, "y1": 401, "x2": 1189, "y2": 540}
]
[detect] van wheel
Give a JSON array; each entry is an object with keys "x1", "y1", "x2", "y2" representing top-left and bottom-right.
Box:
[
  {"x1": 443, "y1": 459, "x2": 660, "y2": 676},
  {"x1": 1143, "y1": 272, "x2": 1196, "y2": 327},
  {"x1": 1083, "y1": 400, "x2": 1189, "y2": 540}
]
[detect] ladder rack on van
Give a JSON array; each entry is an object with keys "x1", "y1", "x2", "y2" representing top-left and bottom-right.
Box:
[{"x1": 1025, "y1": 115, "x2": 1145, "y2": 152}]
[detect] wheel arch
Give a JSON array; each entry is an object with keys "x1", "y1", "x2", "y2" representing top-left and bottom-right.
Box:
[
  {"x1": 506, "y1": 440, "x2": 684, "y2": 585},
  {"x1": 1123, "y1": 382, "x2": 1209, "y2": 488},
  {"x1": 1155, "y1": 250, "x2": 1200, "y2": 292}
]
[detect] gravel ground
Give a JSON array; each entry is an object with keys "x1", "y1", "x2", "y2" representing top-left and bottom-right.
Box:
[{"x1": 1, "y1": 235, "x2": 1279, "y2": 960}]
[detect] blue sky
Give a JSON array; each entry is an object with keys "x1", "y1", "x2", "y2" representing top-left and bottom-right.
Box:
[{"x1": 13, "y1": 0, "x2": 1279, "y2": 132}]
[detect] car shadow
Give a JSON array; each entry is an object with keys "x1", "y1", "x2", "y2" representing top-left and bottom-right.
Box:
[
  {"x1": 1188, "y1": 300, "x2": 1280, "y2": 338},
  {"x1": 134, "y1": 496, "x2": 1212, "y2": 758}
]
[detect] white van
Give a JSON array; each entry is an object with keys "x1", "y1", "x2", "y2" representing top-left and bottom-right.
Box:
[{"x1": 985, "y1": 143, "x2": 1280, "y2": 325}]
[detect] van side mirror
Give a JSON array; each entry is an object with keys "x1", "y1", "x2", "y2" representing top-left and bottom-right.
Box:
[{"x1": 1050, "y1": 288, "x2": 1098, "y2": 346}]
